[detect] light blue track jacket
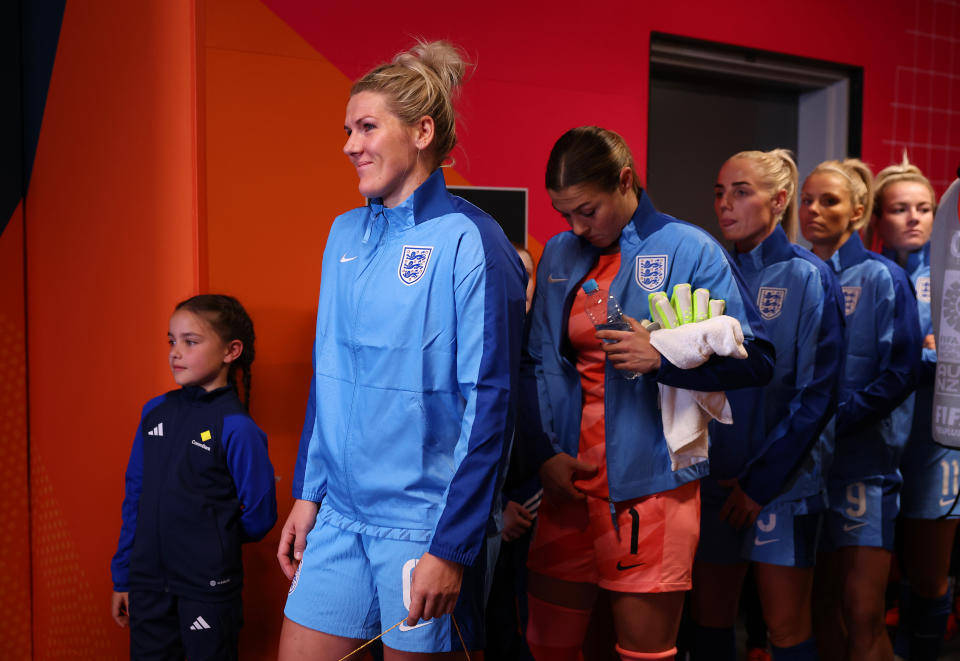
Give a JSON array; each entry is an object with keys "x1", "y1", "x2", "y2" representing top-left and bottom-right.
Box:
[
  {"x1": 292, "y1": 169, "x2": 527, "y2": 566},
  {"x1": 708, "y1": 226, "x2": 845, "y2": 506},
  {"x1": 524, "y1": 192, "x2": 776, "y2": 502},
  {"x1": 828, "y1": 233, "x2": 921, "y2": 479}
]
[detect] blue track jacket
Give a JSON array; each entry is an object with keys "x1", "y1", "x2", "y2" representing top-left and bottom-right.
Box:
[
  {"x1": 828, "y1": 233, "x2": 921, "y2": 479},
  {"x1": 709, "y1": 226, "x2": 845, "y2": 506},
  {"x1": 111, "y1": 386, "x2": 277, "y2": 600},
  {"x1": 885, "y1": 244, "x2": 936, "y2": 444},
  {"x1": 524, "y1": 191, "x2": 775, "y2": 502},
  {"x1": 292, "y1": 169, "x2": 527, "y2": 567}
]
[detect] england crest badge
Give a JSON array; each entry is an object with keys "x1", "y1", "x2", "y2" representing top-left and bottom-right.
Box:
[
  {"x1": 757, "y1": 287, "x2": 787, "y2": 320},
  {"x1": 398, "y1": 245, "x2": 433, "y2": 286},
  {"x1": 842, "y1": 286, "x2": 861, "y2": 316},
  {"x1": 916, "y1": 276, "x2": 931, "y2": 303},
  {"x1": 635, "y1": 255, "x2": 667, "y2": 291}
]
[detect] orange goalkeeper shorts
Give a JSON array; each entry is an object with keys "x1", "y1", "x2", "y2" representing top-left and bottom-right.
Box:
[{"x1": 526, "y1": 480, "x2": 700, "y2": 593}]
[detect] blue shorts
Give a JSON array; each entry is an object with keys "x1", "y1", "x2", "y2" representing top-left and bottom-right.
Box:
[
  {"x1": 900, "y1": 437, "x2": 960, "y2": 519},
  {"x1": 283, "y1": 518, "x2": 485, "y2": 653},
  {"x1": 822, "y1": 474, "x2": 901, "y2": 551},
  {"x1": 698, "y1": 484, "x2": 823, "y2": 568}
]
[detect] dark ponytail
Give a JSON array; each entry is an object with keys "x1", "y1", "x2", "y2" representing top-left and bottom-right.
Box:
[{"x1": 175, "y1": 294, "x2": 256, "y2": 410}]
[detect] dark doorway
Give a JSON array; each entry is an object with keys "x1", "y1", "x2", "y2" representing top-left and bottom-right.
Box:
[
  {"x1": 647, "y1": 34, "x2": 862, "y2": 246},
  {"x1": 648, "y1": 75, "x2": 799, "y2": 242}
]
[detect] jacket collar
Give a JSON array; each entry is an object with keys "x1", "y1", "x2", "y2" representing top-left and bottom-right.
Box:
[
  {"x1": 881, "y1": 242, "x2": 930, "y2": 275},
  {"x1": 735, "y1": 225, "x2": 793, "y2": 273},
  {"x1": 625, "y1": 189, "x2": 669, "y2": 242},
  {"x1": 181, "y1": 384, "x2": 233, "y2": 403},
  {"x1": 829, "y1": 231, "x2": 868, "y2": 273},
  {"x1": 367, "y1": 169, "x2": 453, "y2": 231}
]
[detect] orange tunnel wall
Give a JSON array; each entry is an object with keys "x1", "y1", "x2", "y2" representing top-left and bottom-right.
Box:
[
  {"x1": 24, "y1": 1, "x2": 198, "y2": 656},
  {"x1": 6, "y1": 0, "x2": 960, "y2": 658}
]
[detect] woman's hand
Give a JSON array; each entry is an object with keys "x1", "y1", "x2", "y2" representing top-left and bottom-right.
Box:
[
  {"x1": 405, "y1": 553, "x2": 464, "y2": 626},
  {"x1": 276, "y1": 499, "x2": 319, "y2": 580},
  {"x1": 717, "y1": 478, "x2": 762, "y2": 530},
  {"x1": 924, "y1": 333, "x2": 936, "y2": 350},
  {"x1": 539, "y1": 453, "x2": 598, "y2": 503},
  {"x1": 502, "y1": 500, "x2": 535, "y2": 541},
  {"x1": 111, "y1": 591, "x2": 129, "y2": 627},
  {"x1": 597, "y1": 315, "x2": 661, "y2": 374}
]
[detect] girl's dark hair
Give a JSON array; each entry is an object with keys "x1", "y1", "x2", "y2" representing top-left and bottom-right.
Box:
[
  {"x1": 545, "y1": 126, "x2": 642, "y2": 196},
  {"x1": 175, "y1": 294, "x2": 256, "y2": 410}
]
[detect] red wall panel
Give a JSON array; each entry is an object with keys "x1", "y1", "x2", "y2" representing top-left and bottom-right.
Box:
[{"x1": 261, "y1": 0, "x2": 958, "y2": 240}]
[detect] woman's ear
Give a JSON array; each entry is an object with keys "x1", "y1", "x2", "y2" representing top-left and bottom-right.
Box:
[
  {"x1": 618, "y1": 167, "x2": 635, "y2": 195},
  {"x1": 849, "y1": 203, "x2": 866, "y2": 226},
  {"x1": 414, "y1": 115, "x2": 436, "y2": 151},
  {"x1": 772, "y1": 189, "x2": 788, "y2": 216}
]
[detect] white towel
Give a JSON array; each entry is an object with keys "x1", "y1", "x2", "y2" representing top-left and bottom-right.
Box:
[
  {"x1": 648, "y1": 315, "x2": 747, "y2": 470},
  {"x1": 658, "y1": 388, "x2": 732, "y2": 470},
  {"x1": 649, "y1": 315, "x2": 747, "y2": 368}
]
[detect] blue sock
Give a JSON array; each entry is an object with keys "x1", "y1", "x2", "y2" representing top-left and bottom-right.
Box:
[
  {"x1": 690, "y1": 623, "x2": 735, "y2": 661},
  {"x1": 906, "y1": 590, "x2": 951, "y2": 661},
  {"x1": 771, "y1": 636, "x2": 817, "y2": 660}
]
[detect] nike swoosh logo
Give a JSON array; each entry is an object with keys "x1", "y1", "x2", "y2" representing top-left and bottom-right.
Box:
[
  {"x1": 547, "y1": 274, "x2": 568, "y2": 283},
  {"x1": 941, "y1": 497, "x2": 956, "y2": 507},
  {"x1": 753, "y1": 538, "x2": 780, "y2": 546},
  {"x1": 398, "y1": 621, "x2": 433, "y2": 632},
  {"x1": 842, "y1": 522, "x2": 867, "y2": 532},
  {"x1": 616, "y1": 561, "x2": 645, "y2": 571},
  {"x1": 340, "y1": 253, "x2": 358, "y2": 263}
]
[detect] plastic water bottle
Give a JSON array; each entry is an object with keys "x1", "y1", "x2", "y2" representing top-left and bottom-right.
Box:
[{"x1": 582, "y1": 279, "x2": 639, "y2": 378}]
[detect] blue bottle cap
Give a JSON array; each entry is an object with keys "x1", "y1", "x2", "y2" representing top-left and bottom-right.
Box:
[{"x1": 582, "y1": 279, "x2": 599, "y2": 294}]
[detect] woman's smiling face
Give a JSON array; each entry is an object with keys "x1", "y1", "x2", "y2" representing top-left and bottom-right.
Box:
[{"x1": 342, "y1": 90, "x2": 421, "y2": 207}]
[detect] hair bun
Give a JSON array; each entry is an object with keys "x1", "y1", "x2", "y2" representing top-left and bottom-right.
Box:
[{"x1": 396, "y1": 40, "x2": 468, "y2": 97}]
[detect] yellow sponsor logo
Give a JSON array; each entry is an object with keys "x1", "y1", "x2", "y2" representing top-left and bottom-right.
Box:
[{"x1": 200, "y1": 430, "x2": 212, "y2": 442}]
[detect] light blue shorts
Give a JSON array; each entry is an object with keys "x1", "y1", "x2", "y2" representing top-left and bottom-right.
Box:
[
  {"x1": 283, "y1": 518, "x2": 485, "y2": 653},
  {"x1": 698, "y1": 483, "x2": 823, "y2": 568},
  {"x1": 900, "y1": 437, "x2": 960, "y2": 519},
  {"x1": 822, "y1": 473, "x2": 901, "y2": 551}
]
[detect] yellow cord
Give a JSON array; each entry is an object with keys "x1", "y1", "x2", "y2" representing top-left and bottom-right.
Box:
[
  {"x1": 451, "y1": 614, "x2": 472, "y2": 660},
  {"x1": 334, "y1": 619, "x2": 404, "y2": 661},
  {"x1": 334, "y1": 614, "x2": 472, "y2": 660}
]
